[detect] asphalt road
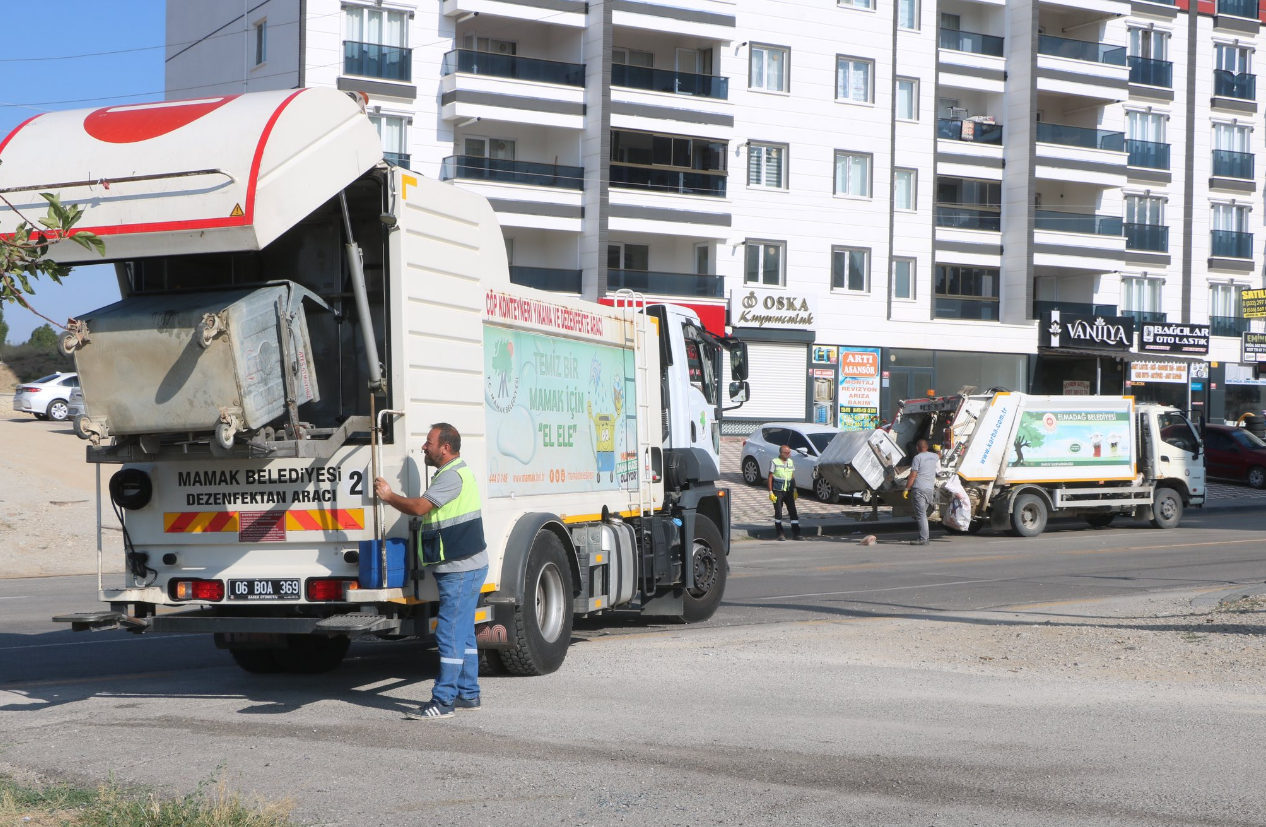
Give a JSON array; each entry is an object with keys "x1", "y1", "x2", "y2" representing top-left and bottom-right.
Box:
[{"x1": 2, "y1": 512, "x2": 1265, "y2": 826}]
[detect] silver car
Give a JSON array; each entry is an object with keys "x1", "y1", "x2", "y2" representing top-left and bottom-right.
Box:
[
  {"x1": 740, "y1": 422, "x2": 870, "y2": 503},
  {"x1": 12, "y1": 372, "x2": 78, "y2": 422}
]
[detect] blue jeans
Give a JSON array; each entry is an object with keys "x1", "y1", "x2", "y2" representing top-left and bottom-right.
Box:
[{"x1": 431, "y1": 566, "x2": 488, "y2": 706}]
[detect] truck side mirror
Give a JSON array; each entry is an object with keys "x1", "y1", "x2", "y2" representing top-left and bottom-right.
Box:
[
  {"x1": 729, "y1": 342, "x2": 749, "y2": 381},
  {"x1": 728, "y1": 381, "x2": 749, "y2": 403}
]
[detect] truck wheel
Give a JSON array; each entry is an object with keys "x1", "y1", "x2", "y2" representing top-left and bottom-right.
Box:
[
  {"x1": 228, "y1": 648, "x2": 284, "y2": 674},
  {"x1": 1247, "y1": 466, "x2": 1266, "y2": 489},
  {"x1": 966, "y1": 520, "x2": 984, "y2": 535},
  {"x1": 500, "y1": 531, "x2": 573, "y2": 676},
  {"x1": 1150, "y1": 488, "x2": 1183, "y2": 530},
  {"x1": 742, "y1": 457, "x2": 761, "y2": 485},
  {"x1": 1085, "y1": 514, "x2": 1115, "y2": 528},
  {"x1": 1010, "y1": 494, "x2": 1048, "y2": 538},
  {"x1": 682, "y1": 516, "x2": 727, "y2": 623}
]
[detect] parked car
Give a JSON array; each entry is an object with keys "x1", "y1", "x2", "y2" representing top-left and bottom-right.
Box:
[
  {"x1": 11, "y1": 372, "x2": 78, "y2": 422},
  {"x1": 1201, "y1": 424, "x2": 1266, "y2": 489},
  {"x1": 741, "y1": 422, "x2": 871, "y2": 503}
]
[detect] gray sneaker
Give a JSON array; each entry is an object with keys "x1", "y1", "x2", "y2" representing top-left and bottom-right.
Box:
[
  {"x1": 404, "y1": 701, "x2": 454, "y2": 720},
  {"x1": 454, "y1": 696, "x2": 481, "y2": 711}
]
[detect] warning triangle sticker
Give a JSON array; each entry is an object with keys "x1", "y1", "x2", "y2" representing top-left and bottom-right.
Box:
[{"x1": 229, "y1": 203, "x2": 244, "y2": 217}]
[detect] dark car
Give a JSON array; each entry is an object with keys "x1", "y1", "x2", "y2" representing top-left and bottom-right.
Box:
[{"x1": 1202, "y1": 424, "x2": 1266, "y2": 489}]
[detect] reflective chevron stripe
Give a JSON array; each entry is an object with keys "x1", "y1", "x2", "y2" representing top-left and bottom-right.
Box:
[{"x1": 164, "y1": 508, "x2": 365, "y2": 533}]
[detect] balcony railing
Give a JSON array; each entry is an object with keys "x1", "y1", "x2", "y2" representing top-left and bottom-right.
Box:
[
  {"x1": 1211, "y1": 315, "x2": 1251, "y2": 337},
  {"x1": 509, "y1": 266, "x2": 582, "y2": 293},
  {"x1": 611, "y1": 63, "x2": 728, "y2": 99},
  {"x1": 934, "y1": 298, "x2": 999, "y2": 321},
  {"x1": 1038, "y1": 34, "x2": 1127, "y2": 66},
  {"x1": 441, "y1": 49, "x2": 585, "y2": 87},
  {"x1": 1127, "y1": 139, "x2": 1170, "y2": 169},
  {"x1": 1123, "y1": 309, "x2": 1167, "y2": 324},
  {"x1": 1219, "y1": 0, "x2": 1258, "y2": 19},
  {"x1": 344, "y1": 40, "x2": 412, "y2": 82},
  {"x1": 609, "y1": 164, "x2": 727, "y2": 197},
  {"x1": 935, "y1": 204, "x2": 1001, "y2": 231},
  {"x1": 1125, "y1": 223, "x2": 1169, "y2": 252},
  {"x1": 1034, "y1": 300, "x2": 1119, "y2": 318},
  {"x1": 938, "y1": 27, "x2": 1004, "y2": 57},
  {"x1": 937, "y1": 118, "x2": 1003, "y2": 144},
  {"x1": 1213, "y1": 70, "x2": 1256, "y2": 100},
  {"x1": 1034, "y1": 210, "x2": 1123, "y2": 236},
  {"x1": 1212, "y1": 149, "x2": 1255, "y2": 179},
  {"x1": 1211, "y1": 229, "x2": 1253, "y2": 259},
  {"x1": 1128, "y1": 56, "x2": 1173, "y2": 88},
  {"x1": 440, "y1": 156, "x2": 585, "y2": 190},
  {"x1": 608, "y1": 269, "x2": 725, "y2": 298},
  {"x1": 1037, "y1": 122, "x2": 1125, "y2": 152},
  {"x1": 383, "y1": 152, "x2": 411, "y2": 169}
]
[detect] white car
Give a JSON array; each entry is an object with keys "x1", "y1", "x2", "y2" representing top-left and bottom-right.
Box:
[
  {"x1": 12, "y1": 372, "x2": 78, "y2": 422},
  {"x1": 740, "y1": 422, "x2": 870, "y2": 503}
]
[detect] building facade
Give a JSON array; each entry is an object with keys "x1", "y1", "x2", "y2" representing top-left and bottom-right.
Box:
[{"x1": 165, "y1": 0, "x2": 1266, "y2": 428}]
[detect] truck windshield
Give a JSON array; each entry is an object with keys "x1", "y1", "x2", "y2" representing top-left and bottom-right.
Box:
[
  {"x1": 683, "y1": 325, "x2": 718, "y2": 405},
  {"x1": 1157, "y1": 412, "x2": 1200, "y2": 454}
]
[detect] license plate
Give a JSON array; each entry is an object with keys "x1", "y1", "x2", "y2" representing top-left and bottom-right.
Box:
[{"x1": 227, "y1": 579, "x2": 301, "y2": 601}]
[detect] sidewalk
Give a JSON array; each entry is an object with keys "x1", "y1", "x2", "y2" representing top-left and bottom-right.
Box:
[{"x1": 720, "y1": 437, "x2": 1264, "y2": 541}]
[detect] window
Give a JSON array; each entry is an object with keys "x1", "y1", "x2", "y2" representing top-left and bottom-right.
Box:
[
  {"x1": 463, "y1": 136, "x2": 514, "y2": 160},
  {"x1": 745, "y1": 241, "x2": 785, "y2": 286},
  {"x1": 934, "y1": 265, "x2": 999, "y2": 320},
  {"x1": 1129, "y1": 28, "x2": 1169, "y2": 61},
  {"x1": 894, "y1": 168, "x2": 916, "y2": 210},
  {"x1": 834, "y1": 151, "x2": 871, "y2": 197},
  {"x1": 1213, "y1": 122, "x2": 1251, "y2": 153},
  {"x1": 613, "y1": 48, "x2": 654, "y2": 67},
  {"x1": 748, "y1": 143, "x2": 787, "y2": 189},
  {"x1": 1125, "y1": 195, "x2": 1164, "y2": 225},
  {"x1": 253, "y1": 19, "x2": 267, "y2": 66},
  {"x1": 892, "y1": 258, "x2": 916, "y2": 300},
  {"x1": 750, "y1": 44, "x2": 789, "y2": 92},
  {"x1": 1158, "y1": 411, "x2": 1199, "y2": 454},
  {"x1": 608, "y1": 244, "x2": 649, "y2": 271},
  {"x1": 898, "y1": 0, "x2": 919, "y2": 29},
  {"x1": 1121, "y1": 277, "x2": 1161, "y2": 312},
  {"x1": 1212, "y1": 203, "x2": 1250, "y2": 233},
  {"x1": 694, "y1": 243, "x2": 711, "y2": 275},
  {"x1": 836, "y1": 57, "x2": 873, "y2": 103},
  {"x1": 609, "y1": 130, "x2": 728, "y2": 197},
  {"x1": 895, "y1": 78, "x2": 918, "y2": 120},
  {"x1": 1126, "y1": 111, "x2": 1166, "y2": 143},
  {"x1": 832, "y1": 247, "x2": 869, "y2": 292},
  {"x1": 1216, "y1": 44, "x2": 1252, "y2": 74},
  {"x1": 345, "y1": 6, "x2": 408, "y2": 48},
  {"x1": 369, "y1": 114, "x2": 408, "y2": 165},
  {"x1": 1210, "y1": 283, "x2": 1244, "y2": 317},
  {"x1": 838, "y1": 0, "x2": 874, "y2": 9}
]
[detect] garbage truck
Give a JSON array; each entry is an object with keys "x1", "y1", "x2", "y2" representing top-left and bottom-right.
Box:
[
  {"x1": 817, "y1": 391, "x2": 1205, "y2": 538},
  {"x1": 0, "y1": 88, "x2": 748, "y2": 674}
]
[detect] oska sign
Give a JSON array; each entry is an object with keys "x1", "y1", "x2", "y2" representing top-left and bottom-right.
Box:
[
  {"x1": 1040, "y1": 309, "x2": 1134, "y2": 351},
  {"x1": 733, "y1": 289, "x2": 815, "y2": 329}
]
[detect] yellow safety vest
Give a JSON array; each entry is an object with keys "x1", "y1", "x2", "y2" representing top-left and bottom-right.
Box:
[
  {"x1": 415, "y1": 459, "x2": 486, "y2": 566},
  {"x1": 771, "y1": 458, "x2": 795, "y2": 492}
]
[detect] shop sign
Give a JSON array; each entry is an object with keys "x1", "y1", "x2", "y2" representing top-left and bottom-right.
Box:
[
  {"x1": 1139, "y1": 323, "x2": 1210, "y2": 355},
  {"x1": 812, "y1": 345, "x2": 837, "y2": 364},
  {"x1": 1190, "y1": 362, "x2": 1209, "y2": 379},
  {"x1": 1063, "y1": 380, "x2": 1091, "y2": 395},
  {"x1": 1243, "y1": 289, "x2": 1266, "y2": 319},
  {"x1": 1041, "y1": 309, "x2": 1134, "y2": 352},
  {"x1": 1242, "y1": 332, "x2": 1266, "y2": 364},
  {"x1": 837, "y1": 347, "x2": 881, "y2": 431},
  {"x1": 733, "y1": 289, "x2": 815, "y2": 329},
  {"x1": 1129, "y1": 361, "x2": 1188, "y2": 384}
]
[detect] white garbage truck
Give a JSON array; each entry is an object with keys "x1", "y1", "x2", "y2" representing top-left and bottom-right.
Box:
[
  {"x1": 0, "y1": 88, "x2": 748, "y2": 674},
  {"x1": 818, "y1": 391, "x2": 1205, "y2": 537}
]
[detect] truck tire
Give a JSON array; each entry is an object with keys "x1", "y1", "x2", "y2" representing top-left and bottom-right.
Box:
[
  {"x1": 227, "y1": 647, "x2": 284, "y2": 674},
  {"x1": 1085, "y1": 513, "x2": 1115, "y2": 528},
  {"x1": 682, "y1": 515, "x2": 727, "y2": 624},
  {"x1": 1150, "y1": 488, "x2": 1183, "y2": 530},
  {"x1": 276, "y1": 635, "x2": 349, "y2": 673},
  {"x1": 1010, "y1": 493, "x2": 1048, "y2": 538},
  {"x1": 499, "y1": 531, "x2": 573, "y2": 676},
  {"x1": 742, "y1": 457, "x2": 762, "y2": 486}
]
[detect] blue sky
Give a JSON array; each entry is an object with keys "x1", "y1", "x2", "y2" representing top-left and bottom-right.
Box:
[{"x1": 0, "y1": 0, "x2": 165, "y2": 344}]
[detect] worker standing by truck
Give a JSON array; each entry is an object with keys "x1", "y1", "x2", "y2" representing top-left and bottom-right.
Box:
[
  {"x1": 903, "y1": 439, "x2": 937, "y2": 545},
  {"x1": 375, "y1": 423, "x2": 488, "y2": 720},
  {"x1": 768, "y1": 444, "x2": 803, "y2": 541}
]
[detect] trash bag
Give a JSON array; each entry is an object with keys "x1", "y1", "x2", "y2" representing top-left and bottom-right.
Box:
[{"x1": 942, "y1": 475, "x2": 972, "y2": 532}]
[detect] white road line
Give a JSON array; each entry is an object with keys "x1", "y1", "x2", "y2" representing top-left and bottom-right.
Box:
[
  {"x1": 0, "y1": 636, "x2": 187, "y2": 652},
  {"x1": 755, "y1": 578, "x2": 1007, "y2": 601},
  {"x1": 0, "y1": 596, "x2": 30, "y2": 600}
]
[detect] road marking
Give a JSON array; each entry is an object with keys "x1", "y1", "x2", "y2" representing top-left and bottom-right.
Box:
[
  {"x1": 2, "y1": 671, "x2": 179, "y2": 690},
  {"x1": 0, "y1": 596, "x2": 30, "y2": 600},
  {"x1": 755, "y1": 578, "x2": 1006, "y2": 602},
  {"x1": 0, "y1": 635, "x2": 188, "y2": 653}
]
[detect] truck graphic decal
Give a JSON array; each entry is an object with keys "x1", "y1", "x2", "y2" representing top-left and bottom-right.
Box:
[{"x1": 1008, "y1": 411, "x2": 1131, "y2": 468}]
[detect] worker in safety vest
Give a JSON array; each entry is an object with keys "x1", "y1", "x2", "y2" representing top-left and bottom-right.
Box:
[
  {"x1": 767, "y1": 444, "x2": 803, "y2": 541},
  {"x1": 375, "y1": 422, "x2": 487, "y2": 720}
]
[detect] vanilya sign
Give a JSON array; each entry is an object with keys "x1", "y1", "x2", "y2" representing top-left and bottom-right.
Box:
[
  {"x1": 732, "y1": 289, "x2": 815, "y2": 329},
  {"x1": 1041, "y1": 309, "x2": 1135, "y2": 352},
  {"x1": 1140, "y1": 322, "x2": 1210, "y2": 355}
]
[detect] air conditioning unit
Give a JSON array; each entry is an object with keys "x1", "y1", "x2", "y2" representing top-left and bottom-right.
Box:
[{"x1": 950, "y1": 107, "x2": 969, "y2": 120}]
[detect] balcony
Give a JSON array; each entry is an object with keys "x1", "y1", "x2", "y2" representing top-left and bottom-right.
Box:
[
  {"x1": 1127, "y1": 139, "x2": 1170, "y2": 170},
  {"x1": 935, "y1": 205, "x2": 1001, "y2": 232},
  {"x1": 611, "y1": 64, "x2": 728, "y2": 100},
  {"x1": 1212, "y1": 149, "x2": 1255, "y2": 180},
  {"x1": 440, "y1": 156, "x2": 584, "y2": 190},
  {"x1": 383, "y1": 152, "x2": 410, "y2": 169},
  {"x1": 609, "y1": 164, "x2": 726, "y2": 197},
  {"x1": 1037, "y1": 122, "x2": 1125, "y2": 152},
  {"x1": 1211, "y1": 229, "x2": 1253, "y2": 259},
  {"x1": 509, "y1": 266, "x2": 582, "y2": 294},
  {"x1": 1211, "y1": 315, "x2": 1251, "y2": 337},
  {"x1": 1218, "y1": 0, "x2": 1258, "y2": 18},
  {"x1": 607, "y1": 269, "x2": 725, "y2": 298},
  {"x1": 1125, "y1": 223, "x2": 1169, "y2": 252},
  {"x1": 1128, "y1": 56, "x2": 1173, "y2": 88},
  {"x1": 937, "y1": 119, "x2": 1003, "y2": 144},
  {"x1": 344, "y1": 41, "x2": 412, "y2": 82},
  {"x1": 1123, "y1": 309, "x2": 1167, "y2": 324},
  {"x1": 1034, "y1": 300, "x2": 1119, "y2": 318},
  {"x1": 1038, "y1": 35, "x2": 1126, "y2": 66},
  {"x1": 1034, "y1": 210, "x2": 1123, "y2": 236},
  {"x1": 1213, "y1": 70, "x2": 1256, "y2": 100},
  {"x1": 441, "y1": 49, "x2": 584, "y2": 87},
  {"x1": 938, "y1": 28, "x2": 1004, "y2": 57},
  {"x1": 934, "y1": 298, "x2": 999, "y2": 321}
]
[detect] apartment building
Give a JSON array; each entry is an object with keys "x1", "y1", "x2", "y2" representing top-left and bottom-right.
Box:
[{"x1": 165, "y1": 0, "x2": 1266, "y2": 429}]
